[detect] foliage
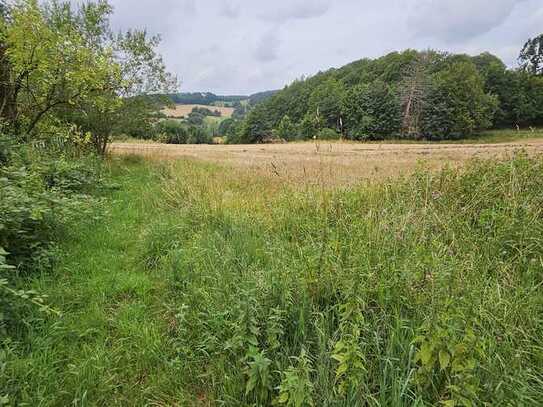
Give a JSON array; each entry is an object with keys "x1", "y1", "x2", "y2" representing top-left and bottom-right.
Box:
[
  {"x1": 222, "y1": 119, "x2": 245, "y2": 144},
  {"x1": 155, "y1": 120, "x2": 188, "y2": 144},
  {"x1": 153, "y1": 120, "x2": 212, "y2": 144},
  {"x1": 186, "y1": 111, "x2": 205, "y2": 126},
  {"x1": 1, "y1": 0, "x2": 117, "y2": 136},
  {"x1": 499, "y1": 71, "x2": 543, "y2": 127},
  {"x1": 186, "y1": 125, "x2": 212, "y2": 144},
  {"x1": 0, "y1": 141, "x2": 102, "y2": 271},
  {"x1": 277, "y1": 350, "x2": 314, "y2": 406},
  {"x1": 0, "y1": 0, "x2": 176, "y2": 153},
  {"x1": 331, "y1": 299, "x2": 367, "y2": 395},
  {"x1": 240, "y1": 103, "x2": 273, "y2": 143},
  {"x1": 234, "y1": 47, "x2": 543, "y2": 143},
  {"x1": 413, "y1": 316, "x2": 484, "y2": 406},
  {"x1": 191, "y1": 106, "x2": 221, "y2": 117},
  {"x1": 218, "y1": 118, "x2": 235, "y2": 137},
  {"x1": 0, "y1": 130, "x2": 103, "y2": 354},
  {"x1": 519, "y1": 34, "x2": 543, "y2": 75},
  {"x1": 275, "y1": 115, "x2": 297, "y2": 141},
  {"x1": 343, "y1": 80, "x2": 401, "y2": 140},
  {"x1": 421, "y1": 61, "x2": 498, "y2": 139},
  {"x1": 317, "y1": 127, "x2": 341, "y2": 140},
  {"x1": 308, "y1": 79, "x2": 345, "y2": 131}
]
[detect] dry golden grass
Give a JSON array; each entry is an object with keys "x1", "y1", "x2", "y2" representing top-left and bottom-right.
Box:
[
  {"x1": 109, "y1": 139, "x2": 543, "y2": 187},
  {"x1": 162, "y1": 104, "x2": 235, "y2": 119}
]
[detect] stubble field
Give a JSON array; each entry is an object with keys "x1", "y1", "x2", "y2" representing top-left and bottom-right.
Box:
[
  {"x1": 110, "y1": 138, "x2": 543, "y2": 186},
  {"x1": 162, "y1": 104, "x2": 235, "y2": 118}
]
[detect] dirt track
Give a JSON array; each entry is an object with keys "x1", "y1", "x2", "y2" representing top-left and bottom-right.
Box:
[{"x1": 109, "y1": 140, "x2": 543, "y2": 185}]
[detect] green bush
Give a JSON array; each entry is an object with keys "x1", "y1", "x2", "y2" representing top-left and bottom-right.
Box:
[
  {"x1": 187, "y1": 126, "x2": 212, "y2": 144},
  {"x1": 0, "y1": 139, "x2": 103, "y2": 340},
  {"x1": 154, "y1": 120, "x2": 189, "y2": 144},
  {"x1": 153, "y1": 121, "x2": 212, "y2": 144},
  {"x1": 0, "y1": 134, "x2": 14, "y2": 166},
  {"x1": 318, "y1": 127, "x2": 341, "y2": 140},
  {"x1": 0, "y1": 159, "x2": 102, "y2": 271}
]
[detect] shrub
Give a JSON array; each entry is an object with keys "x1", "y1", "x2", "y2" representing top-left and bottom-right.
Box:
[
  {"x1": 187, "y1": 126, "x2": 212, "y2": 144},
  {"x1": 0, "y1": 137, "x2": 103, "y2": 361},
  {"x1": 318, "y1": 127, "x2": 341, "y2": 140},
  {"x1": 154, "y1": 120, "x2": 189, "y2": 144},
  {"x1": 0, "y1": 134, "x2": 14, "y2": 166}
]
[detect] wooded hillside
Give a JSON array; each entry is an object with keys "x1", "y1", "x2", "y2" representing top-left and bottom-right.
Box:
[{"x1": 228, "y1": 49, "x2": 543, "y2": 143}]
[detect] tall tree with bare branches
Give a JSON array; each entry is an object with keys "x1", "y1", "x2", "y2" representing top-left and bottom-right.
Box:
[
  {"x1": 398, "y1": 52, "x2": 434, "y2": 138},
  {"x1": 519, "y1": 34, "x2": 543, "y2": 75}
]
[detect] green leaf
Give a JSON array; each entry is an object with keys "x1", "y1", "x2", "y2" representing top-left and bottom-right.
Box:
[
  {"x1": 439, "y1": 350, "x2": 451, "y2": 370},
  {"x1": 336, "y1": 363, "x2": 348, "y2": 377},
  {"x1": 418, "y1": 342, "x2": 433, "y2": 366},
  {"x1": 277, "y1": 392, "x2": 289, "y2": 404},
  {"x1": 331, "y1": 353, "x2": 345, "y2": 363}
]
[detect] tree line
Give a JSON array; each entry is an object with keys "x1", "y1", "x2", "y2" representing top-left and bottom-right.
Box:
[
  {"x1": 224, "y1": 43, "x2": 543, "y2": 143},
  {"x1": 168, "y1": 92, "x2": 246, "y2": 106}
]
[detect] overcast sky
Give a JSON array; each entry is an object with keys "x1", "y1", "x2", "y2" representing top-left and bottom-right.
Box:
[{"x1": 105, "y1": 0, "x2": 543, "y2": 95}]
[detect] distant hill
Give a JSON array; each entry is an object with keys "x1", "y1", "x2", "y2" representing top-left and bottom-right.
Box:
[
  {"x1": 248, "y1": 90, "x2": 279, "y2": 105},
  {"x1": 166, "y1": 91, "x2": 278, "y2": 107},
  {"x1": 166, "y1": 92, "x2": 245, "y2": 106}
]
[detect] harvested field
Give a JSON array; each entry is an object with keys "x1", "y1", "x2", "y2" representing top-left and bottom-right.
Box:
[
  {"x1": 162, "y1": 103, "x2": 235, "y2": 118},
  {"x1": 109, "y1": 139, "x2": 543, "y2": 186}
]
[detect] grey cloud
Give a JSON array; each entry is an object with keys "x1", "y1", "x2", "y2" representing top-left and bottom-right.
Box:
[
  {"x1": 254, "y1": 31, "x2": 282, "y2": 62},
  {"x1": 181, "y1": 0, "x2": 197, "y2": 16},
  {"x1": 102, "y1": 0, "x2": 542, "y2": 94},
  {"x1": 219, "y1": 1, "x2": 240, "y2": 19},
  {"x1": 258, "y1": 0, "x2": 330, "y2": 22},
  {"x1": 408, "y1": 0, "x2": 523, "y2": 43}
]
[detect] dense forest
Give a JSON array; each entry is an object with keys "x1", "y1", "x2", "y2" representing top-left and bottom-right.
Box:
[{"x1": 222, "y1": 46, "x2": 543, "y2": 143}]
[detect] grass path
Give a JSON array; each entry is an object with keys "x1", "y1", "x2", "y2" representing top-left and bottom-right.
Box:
[{"x1": 8, "y1": 159, "x2": 188, "y2": 406}]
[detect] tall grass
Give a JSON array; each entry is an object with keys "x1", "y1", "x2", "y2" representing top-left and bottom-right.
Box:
[
  {"x1": 150, "y1": 152, "x2": 543, "y2": 405},
  {"x1": 2, "y1": 153, "x2": 542, "y2": 406}
]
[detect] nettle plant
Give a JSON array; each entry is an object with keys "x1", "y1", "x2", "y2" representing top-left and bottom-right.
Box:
[
  {"x1": 331, "y1": 296, "x2": 368, "y2": 396},
  {"x1": 413, "y1": 314, "x2": 485, "y2": 406},
  {"x1": 277, "y1": 349, "x2": 315, "y2": 407},
  {"x1": 0, "y1": 248, "x2": 60, "y2": 336}
]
